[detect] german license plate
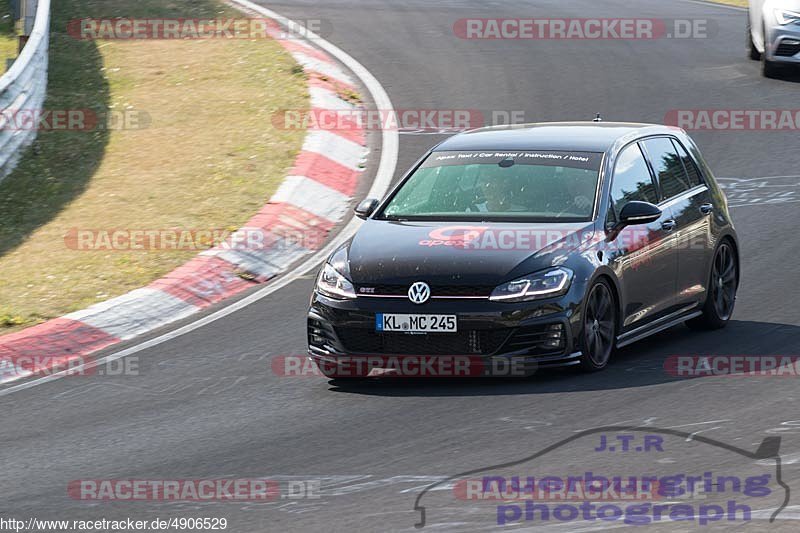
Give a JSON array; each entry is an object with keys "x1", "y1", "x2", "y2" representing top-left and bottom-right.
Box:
[{"x1": 376, "y1": 314, "x2": 457, "y2": 333}]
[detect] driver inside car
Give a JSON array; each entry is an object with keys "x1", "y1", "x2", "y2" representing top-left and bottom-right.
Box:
[{"x1": 467, "y1": 174, "x2": 526, "y2": 213}]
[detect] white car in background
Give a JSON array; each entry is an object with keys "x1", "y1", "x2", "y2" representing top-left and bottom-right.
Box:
[{"x1": 748, "y1": 0, "x2": 800, "y2": 76}]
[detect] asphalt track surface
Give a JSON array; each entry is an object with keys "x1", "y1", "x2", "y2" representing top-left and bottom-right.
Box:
[{"x1": 3, "y1": 1, "x2": 800, "y2": 531}]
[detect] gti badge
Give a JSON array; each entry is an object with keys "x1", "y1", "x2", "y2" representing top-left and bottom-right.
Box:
[{"x1": 408, "y1": 281, "x2": 431, "y2": 304}]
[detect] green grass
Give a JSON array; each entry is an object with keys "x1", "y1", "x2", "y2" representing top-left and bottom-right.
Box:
[{"x1": 0, "y1": 2, "x2": 17, "y2": 73}]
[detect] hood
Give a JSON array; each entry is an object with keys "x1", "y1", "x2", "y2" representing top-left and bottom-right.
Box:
[
  {"x1": 344, "y1": 219, "x2": 595, "y2": 290},
  {"x1": 771, "y1": 0, "x2": 800, "y2": 11}
]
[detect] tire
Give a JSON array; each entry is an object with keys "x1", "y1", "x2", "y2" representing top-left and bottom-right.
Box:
[
  {"x1": 747, "y1": 20, "x2": 761, "y2": 60},
  {"x1": 579, "y1": 279, "x2": 617, "y2": 372},
  {"x1": 687, "y1": 241, "x2": 738, "y2": 331},
  {"x1": 762, "y1": 25, "x2": 781, "y2": 78},
  {"x1": 763, "y1": 56, "x2": 781, "y2": 78}
]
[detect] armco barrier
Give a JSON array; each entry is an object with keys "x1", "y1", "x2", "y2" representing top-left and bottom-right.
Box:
[{"x1": 0, "y1": 0, "x2": 50, "y2": 181}]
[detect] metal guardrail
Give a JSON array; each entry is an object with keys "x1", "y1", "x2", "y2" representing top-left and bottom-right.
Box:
[{"x1": 0, "y1": 0, "x2": 50, "y2": 181}]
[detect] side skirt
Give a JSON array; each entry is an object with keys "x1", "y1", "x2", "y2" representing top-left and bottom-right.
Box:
[{"x1": 616, "y1": 307, "x2": 702, "y2": 349}]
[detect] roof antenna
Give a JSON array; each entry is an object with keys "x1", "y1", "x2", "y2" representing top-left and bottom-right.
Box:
[{"x1": 593, "y1": 113, "x2": 603, "y2": 122}]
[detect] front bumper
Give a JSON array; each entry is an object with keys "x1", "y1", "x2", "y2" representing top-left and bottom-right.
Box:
[
  {"x1": 766, "y1": 24, "x2": 800, "y2": 64},
  {"x1": 307, "y1": 290, "x2": 585, "y2": 377}
]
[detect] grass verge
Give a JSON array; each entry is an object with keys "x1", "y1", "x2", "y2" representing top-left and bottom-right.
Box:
[
  {"x1": 710, "y1": 0, "x2": 748, "y2": 7},
  {"x1": 0, "y1": 0, "x2": 308, "y2": 332},
  {"x1": 0, "y1": 2, "x2": 17, "y2": 73}
]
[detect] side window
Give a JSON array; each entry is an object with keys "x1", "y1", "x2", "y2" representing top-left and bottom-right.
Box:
[
  {"x1": 642, "y1": 137, "x2": 691, "y2": 201},
  {"x1": 610, "y1": 143, "x2": 658, "y2": 215},
  {"x1": 671, "y1": 139, "x2": 703, "y2": 188}
]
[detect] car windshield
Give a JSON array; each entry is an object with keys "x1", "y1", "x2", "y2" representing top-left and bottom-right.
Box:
[{"x1": 380, "y1": 150, "x2": 603, "y2": 222}]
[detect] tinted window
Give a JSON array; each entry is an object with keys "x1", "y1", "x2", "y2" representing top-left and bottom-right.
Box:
[
  {"x1": 643, "y1": 137, "x2": 692, "y2": 200},
  {"x1": 672, "y1": 139, "x2": 703, "y2": 187},
  {"x1": 610, "y1": 143, "x2": 657, "y2": 215}
]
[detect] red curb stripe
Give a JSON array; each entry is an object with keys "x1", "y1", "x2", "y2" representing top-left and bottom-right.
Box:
[
  {"x1": 307, "y1": 106, "x2": 366, "y2": 145},
  {"x1": 307, "y1": 74, "x2": 358, "y2": 97},
  {"x1": 267, "y1": 203, "x2": 336, "y2": 251},
  {"x1": 305, "y1": 68, "x2": 355, "y2": 91},
  {"x1": 0, "y1": 318, "x2": 118, "y2": 377},
  {"x1": 245, "y1": 202, "x2": 335, "y2": 232},
  {"x1": 282, "y1": 40, "x2": 334, "y2": 64},
  {"x1": 243, "y1": 202, "x2": 335, "y2": 250},
  {"x1": 149, "y1": 256, "x2": 255, "y2": 307},
  {"x1": 290, "y1": 151, "x2": 361, "y2": 196}
]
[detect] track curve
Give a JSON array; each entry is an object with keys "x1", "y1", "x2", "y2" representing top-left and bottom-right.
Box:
[{"x1": 2, "y1": 1, "x2": 800, "y2": 531}]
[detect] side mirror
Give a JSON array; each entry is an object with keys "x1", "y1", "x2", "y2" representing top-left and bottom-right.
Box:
[
  {"x1": 618, "y1": 201, "x2": 662, "y2": 226},
  {"x1": 354, "y1": 198, "x2": 379, "y2": 219}
]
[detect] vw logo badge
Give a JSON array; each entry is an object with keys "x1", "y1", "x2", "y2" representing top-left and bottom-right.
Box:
[{"x1": 408, "y1": 281, "x2": 431, "y2": 304}]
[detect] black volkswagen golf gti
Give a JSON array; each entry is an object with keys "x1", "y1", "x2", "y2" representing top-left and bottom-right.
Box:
[{"x1": 308, "y1": 122, "x2": 739, "y2": 375}]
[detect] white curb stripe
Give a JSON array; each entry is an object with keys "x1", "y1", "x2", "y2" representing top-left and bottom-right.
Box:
[
  {"x1": 302, "y1": 129, "x2": 366, "y2": 170},
  {"x1": 215, "y1": 241, "x2": 310, "y2": 280},
  {"x1": 264, "y1": 30, "x2": 322, "y2": 51},
  {"x1": 271, "y1": 175, "x2": 352, "y2": 222},
  {"x1": 0, "y1": 365, "x2": 33, "y2": 384},
  {"x1": 290, "y1": 51, "x2": 355, "y2": 85},
  {"x1": 309, "y1": 86, "x2": 357, "y2": 111},
  {"x1": 65, "y1": 288, "x2": 199, "y2": 340}
]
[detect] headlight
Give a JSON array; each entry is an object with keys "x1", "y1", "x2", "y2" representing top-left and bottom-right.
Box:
[
  {"x1": 489, "y1": 267, "x2": 573, "y2": 302},
  {"x1": 775, "y1": 9, "x2": 800, "y2": 25},
  {"x1": 316, "y1": 263, "x2": 356, "y2": 299}
]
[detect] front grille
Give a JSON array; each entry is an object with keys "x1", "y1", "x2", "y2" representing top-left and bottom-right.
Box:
[
  {"x1": 776, "y1": 40, "x2": 800, "y2": 57},
  {"x1": 500, "y1": 323, "x2": 566, "y2": 356},
  {"x1": 356, "y1": 284, "x2": 408, "y2": 296},
  {"x1": 356, "y1": 284, "x2": 493, "y2": 297},
  {"x1": 434, "y1": 286, "x2": 495, "y2": 297},
  {"x1": 335, "y1": 327, "x2": 511, "y2": 355}
]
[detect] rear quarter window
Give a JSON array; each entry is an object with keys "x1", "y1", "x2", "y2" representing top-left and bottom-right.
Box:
[
  {"x1": 642, "y1": 137, "x2": 696, "y2": 201},
  {"x1": 671, "y1": 139, "x2": 704, "y2": 188}
]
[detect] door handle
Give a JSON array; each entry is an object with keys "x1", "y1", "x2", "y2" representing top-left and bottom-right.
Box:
[
  {"x1": 661, "y1": 219, "x2": 677, "y2": 232},
  {"x1": 700, "y1": 203, "x2": 713, "y2": 215}
]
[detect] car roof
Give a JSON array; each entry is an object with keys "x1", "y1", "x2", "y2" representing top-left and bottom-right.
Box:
[{"x1": 433, "y1": 122, "x2": 679, "y2": 153}]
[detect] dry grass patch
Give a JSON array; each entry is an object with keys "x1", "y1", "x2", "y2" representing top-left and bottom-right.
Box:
[
  {"x1": 712, "y1": 0, "x2": 748, "y2": 7},
  {"x1": 0, "y1": 0, "x2": 307, "y2": 332}
]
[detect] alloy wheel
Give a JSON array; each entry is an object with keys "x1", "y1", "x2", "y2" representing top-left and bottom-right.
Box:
[
  {"x1": 583, "y1": 282, "x2": 616, "y2": 367},
  {"x1": 711, "y1": 243, "x2": 737, "y2": 321}
]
